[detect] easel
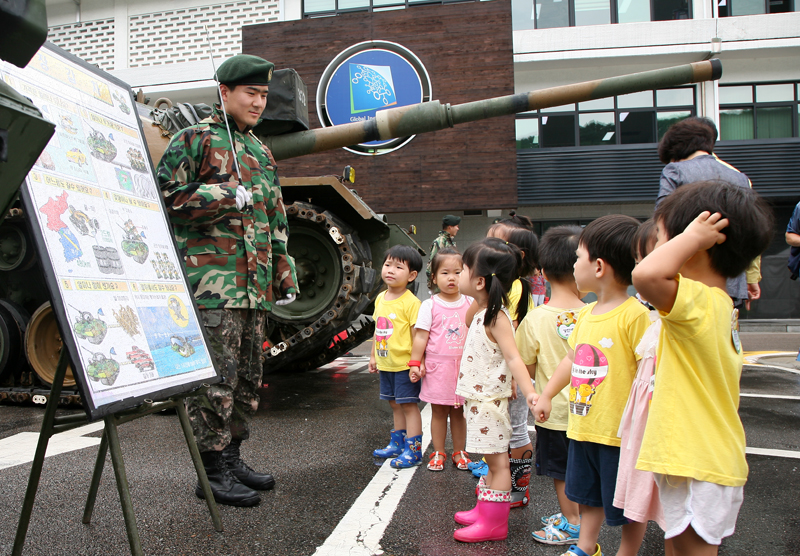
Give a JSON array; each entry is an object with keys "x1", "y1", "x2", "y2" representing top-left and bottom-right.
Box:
[{"x1": 12, "y1": 349, "x2": 223, "y2": 556}]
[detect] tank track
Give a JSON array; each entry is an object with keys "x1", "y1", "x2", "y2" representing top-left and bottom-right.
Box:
[{"x1": 264, "y1": 202, "x2": 379, "y2": 373}]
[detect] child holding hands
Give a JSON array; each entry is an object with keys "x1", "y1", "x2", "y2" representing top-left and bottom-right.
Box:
[
  {"x1": 517, "y1": 225, "x2": 585, "y2": 545},
  {"x1": 408, "y1": 248, "x2": 473, "y2": 471},
  {"x1": 533, "y1": 215, "x2": 651, "y2": 556},
  {"x1": 370, "y1": 245, "x2": 423, "y2": 469},
  {"x1": 452, "y1": 238, "x2": 538, "y2": 543},
  {"x1": 632, "y1": 180, "x2": 773, "y2": 555}
]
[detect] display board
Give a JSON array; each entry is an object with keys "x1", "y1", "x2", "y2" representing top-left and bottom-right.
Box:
[{"x1": 0, "y1": 43, "x2": 220, "y2": 420}]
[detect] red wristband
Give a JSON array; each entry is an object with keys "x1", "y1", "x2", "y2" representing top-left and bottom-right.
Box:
[{"x1": 408, "y1": 360, "x2": 421, "y2": 367}]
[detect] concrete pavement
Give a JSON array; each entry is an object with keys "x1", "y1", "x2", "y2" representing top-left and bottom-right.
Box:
[{"x1": 0, "y1": 331, "x2": 797, "y2": 555}]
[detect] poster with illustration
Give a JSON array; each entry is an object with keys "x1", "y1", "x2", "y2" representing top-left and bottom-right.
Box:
[{"x1": 0, "y1": 43, "x2": 220, "y2": 420}]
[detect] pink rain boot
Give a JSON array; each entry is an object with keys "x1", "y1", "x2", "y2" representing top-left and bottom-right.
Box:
[
  {"x1": 453, "y1": 488, "x2": 511, "y2": 543},
  {"x1": 455, "y1": 484, "x2": 486, "y2": 525}
]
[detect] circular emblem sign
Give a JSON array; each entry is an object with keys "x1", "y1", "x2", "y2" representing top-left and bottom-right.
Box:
[{"x1": 317, "y1": 41, "x2": 432, "y2": 156}]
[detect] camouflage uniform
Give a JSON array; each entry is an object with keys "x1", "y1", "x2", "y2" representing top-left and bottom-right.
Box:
[
  {"x1": 426, "y1": 230, "x2": 457, "y2": 291},
  {"x1": 157, "y1": 105, "x2": 297, "y2": 451}
]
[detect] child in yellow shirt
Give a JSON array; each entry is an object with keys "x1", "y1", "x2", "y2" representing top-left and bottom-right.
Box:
[
  {"x1": 370, "y1": 245, "x2": 423, "y2": 468},
  {"x1": 632, "y1": 180, "x2": 773, "y2": 555},
  {"x1": 533, "y1": 215, "x2": 651, "y2": 556}
]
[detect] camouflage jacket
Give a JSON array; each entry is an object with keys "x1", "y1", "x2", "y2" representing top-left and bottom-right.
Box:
[
  {"x1": 156, "y1": 106, "x2": 297, "y2": 311},
  {"x1": 426, "y1": 230, "x2": 457, "y2": 279}
]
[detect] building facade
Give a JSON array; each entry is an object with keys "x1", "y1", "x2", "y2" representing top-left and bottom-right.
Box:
[{"x1": 44, "y1": 0, "x2": 800, "y2": 317}]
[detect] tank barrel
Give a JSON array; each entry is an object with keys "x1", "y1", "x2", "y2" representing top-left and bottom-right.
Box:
[{"x1": 266, "y1": 59, "x2": 721, "y2": 161}]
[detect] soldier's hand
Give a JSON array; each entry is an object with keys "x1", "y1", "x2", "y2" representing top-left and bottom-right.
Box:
[
  {"x1": 235, "y1": 185, "x2": 252, "y2": 210},
  {"x1": 275, "y1": 292, "x2": 295, "y2": 306}
]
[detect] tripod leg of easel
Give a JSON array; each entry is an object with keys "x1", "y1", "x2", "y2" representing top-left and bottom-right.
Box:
[
  {"x1": 105, "y1": 415, "x2": 144, "y2": 556},
  {"x1": 83, "y1": 429, "x2": 109, "y2": 524},
  {"x1": 176, "y1": 400, "x2": 223, "y2": 532},
  {"x1": 12, "y1": 349, "x2": 69, "y2": 556}
]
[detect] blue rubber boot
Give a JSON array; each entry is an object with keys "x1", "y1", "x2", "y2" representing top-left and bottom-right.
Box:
[
  {"x1": 390, "y1": 434, "x2": 423, "y2": 468},
  {"x1": 373, "y1": 429, "x2": 406, "y2": 458}
]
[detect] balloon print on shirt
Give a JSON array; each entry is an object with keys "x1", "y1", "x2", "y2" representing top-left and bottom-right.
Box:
[
  {"x1": 375, "y1": 315, "x2": 395, "y2": 357},
  {"x1": 555, "y1": 310, "x2": 578, "y2": 340},
  {"x1": 570, "y1": 343, "x2": 610, "y2": 416}
]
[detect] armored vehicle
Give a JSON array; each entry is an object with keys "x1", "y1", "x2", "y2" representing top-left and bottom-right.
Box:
[{"x1": 0, "y1": 59, "x2": 722, "y2": 404}]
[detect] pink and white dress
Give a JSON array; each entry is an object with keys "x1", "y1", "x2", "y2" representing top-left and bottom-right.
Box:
[
  {"x1": 613, "y1": 311, "x2": 665, "y2": 527},
  {"x1": 416, "y1": 294, "x2": 472, "y2": 406}
]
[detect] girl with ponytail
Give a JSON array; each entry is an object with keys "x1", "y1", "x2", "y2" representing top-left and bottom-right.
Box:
[{"x1": 452, "y1": 238, "x2": 538, "y2": 543}]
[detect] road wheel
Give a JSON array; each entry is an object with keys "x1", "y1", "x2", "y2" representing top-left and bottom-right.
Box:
[
  {"x1": 25, "y1": 302, "x2": 76, "y2": 387},
  {"x1": 0, "y1": 300, "x2": 29, "y2": 382},
  {"x1": 266, "y1": 202, "x2": 376, "y2": 373}
]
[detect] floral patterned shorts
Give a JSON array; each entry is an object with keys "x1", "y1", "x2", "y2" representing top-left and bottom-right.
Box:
[{"x1": 464, "y1": 397, "x2": 511, "y2": 455}]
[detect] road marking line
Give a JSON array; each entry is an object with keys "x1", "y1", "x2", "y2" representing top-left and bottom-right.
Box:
[
  {"x1": 313, "y1": 403, "x2": 432, "y2": 556},
  {"x1": 746, "y1": 447, "x2": 800, "y2": 459},
  {"x1": 0, "y1": 421, "x2": 105, "y2": 471},
  {"x1": 741, "y1": 393, "x2": 800, "y2": 400}
]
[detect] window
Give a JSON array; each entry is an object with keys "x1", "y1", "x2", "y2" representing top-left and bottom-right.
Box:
[
  {"x1": 718, "y1": 0, "x2": 796, "y2": 16},
  {"x1": 719, "y1": 82, "x2": 799, "y2": 140},
  {"x1": 304, "y1": 0, "x2": 473, "y2": 16},
  {"x1": 515, "y1": 86, "x2": 696, "y2": 149},
  {"x1": 513, "y1": 0, "x2": 691, "y2": 30}
]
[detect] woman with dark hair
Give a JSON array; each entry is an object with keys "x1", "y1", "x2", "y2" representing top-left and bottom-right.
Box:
[
  {"x1": 656, "y1": 117, "x2": 750, "y2": 205},
  {"x1": 656, "y1": 116, "x2": 761, "y2": 310}
]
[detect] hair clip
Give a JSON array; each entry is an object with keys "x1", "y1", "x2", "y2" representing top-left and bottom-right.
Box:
[{"x1": 491, "y1": 273, "x2": 496, "y2": 277}]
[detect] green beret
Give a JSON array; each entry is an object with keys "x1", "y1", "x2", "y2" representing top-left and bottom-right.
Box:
[
  {"x1": 443, "y1": 215, "x2": 461, "y2": 226},
  {"x1": 217, "y1": 54, "x2": 274, "y2": 86}
]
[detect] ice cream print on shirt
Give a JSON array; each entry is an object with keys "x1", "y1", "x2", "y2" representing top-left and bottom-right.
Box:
[
  {"x1": 442, "y1": 312, "x2": 464, "y2": 345},
  {"x1": 570, "y1": 342, "x2": 610, "y2": 416},
  {"x1": 556, "y1": 310, "x2": 578, "y2": 340},
  {"x1": 375, "y1": 314, "x2": 395, "y2": 358}
]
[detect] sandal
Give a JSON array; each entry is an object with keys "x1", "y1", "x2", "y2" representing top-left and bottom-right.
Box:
[
  {"x1": 427, "y1": 451, "x2": 446, "y2": 471},
  {"x1": 452, "y1": 450, "x2": 471, "y2": 470}
]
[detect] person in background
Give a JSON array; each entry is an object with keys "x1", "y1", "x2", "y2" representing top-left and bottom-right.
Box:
[
  {"x1": 785, "y1": 200, "x2": 800, "y2": 280},
  {"x1": 427, "y1": 215, "x2": 460, "y2": 293},
  {"x1": 656, "y1": 116, "x2": 761, "y2": 310},
  {"x1": 157, "y1": 54, "x2": 297, "y2": 508},
  {"x1": 519, "y1": 225, "x2": 585, "y2": 546},
  {"x1": 612, "y1": 219, "x2": 670, "y2": 554}
]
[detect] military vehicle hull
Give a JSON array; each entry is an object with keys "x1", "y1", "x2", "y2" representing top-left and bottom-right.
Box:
[{"x1": 0, "y1": 60, "x2": 723, "y2": 403}]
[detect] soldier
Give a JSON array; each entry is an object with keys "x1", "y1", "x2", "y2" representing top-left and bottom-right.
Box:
[
  {"x1": 426, "y1": 214, "x2": 460, "y2": 292},
  {"x1": 156, "y1": 54, "x2": 298, "y2": 507}
]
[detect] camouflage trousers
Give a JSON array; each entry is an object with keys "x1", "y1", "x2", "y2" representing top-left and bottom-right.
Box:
[{"x1": 186, "y1": 308, "x2": 267, "y2": 452}]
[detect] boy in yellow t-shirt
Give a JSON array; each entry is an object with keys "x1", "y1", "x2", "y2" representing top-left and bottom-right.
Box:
[
  {"x1": 633, "y1": 180, "x2": 773, "y2": 554},
  {"x1": 369, "y1": 245, "x2": 423, "y2": 469},
  {"x1": 533, "y1": 215, "x2": 651, "y2": 556},
  {"x1": 517, "y1": 225, "x2": 585, "y2": 545}
]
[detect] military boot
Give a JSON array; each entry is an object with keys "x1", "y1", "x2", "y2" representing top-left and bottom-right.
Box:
[
  {"x1": 222, "y1": 439, "x2": 276, "y2": 490},
  {"x1": 196, "y1": 450, "x2": 260, "y2": 507}
]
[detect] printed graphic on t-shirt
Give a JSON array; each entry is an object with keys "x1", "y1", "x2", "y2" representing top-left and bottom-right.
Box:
[
  {"x1": 375, "y1": 315, "x2": 395, "y2": 357},
  {"x1": 556, "y1": 310, "x2": 578, "y2": 340},
  {"x1": 570, "y1": 343, "x2": 609, "y2": 416},
  {"x1": 442, "y1": 312, "x2": 464, "y2": 345},
  {"x1": 731, "y1": 308, "x2": 741, "y2": 354}
]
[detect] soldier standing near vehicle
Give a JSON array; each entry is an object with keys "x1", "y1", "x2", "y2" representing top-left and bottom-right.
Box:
[
  {"x1": 426, "y1": 215, "x2": 460, "y2": 293},
  {"x1": 156, "y1": 54, "x2": 298, "y2": 507}
]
